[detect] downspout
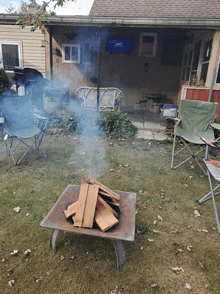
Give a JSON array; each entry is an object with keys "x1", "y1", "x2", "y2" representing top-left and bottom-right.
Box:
[
  {"x1": 97, "y1": 27, "x2": 101, "y2": 110},
  {"x1": 49, "y1": 26, "x2": 53, "y2": 80}
]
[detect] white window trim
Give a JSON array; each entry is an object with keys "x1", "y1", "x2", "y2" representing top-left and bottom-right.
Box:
[
  {"x1": 62, "y1": 44, "x2": 80, "y2": 64},
  {"x1": 0, "y1": 41, "x2": 23, "y2": 73},
  {"x1": 139, "y1": 33, "x2": 157, "y2": 57}
]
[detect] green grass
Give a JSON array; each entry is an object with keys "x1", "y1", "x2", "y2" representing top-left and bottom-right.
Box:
[{"x1": 0, "y1": 132, "x2": 220, "y2": 293}]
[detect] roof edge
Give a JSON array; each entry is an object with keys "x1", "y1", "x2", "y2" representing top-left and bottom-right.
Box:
[{"x1": 1, "y1": 14, "x2": 220, "y2": 28}]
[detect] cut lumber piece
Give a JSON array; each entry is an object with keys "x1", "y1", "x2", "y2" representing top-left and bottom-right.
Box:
[
  {"x1": 95, "y1": 204, "x2": 119, "y2": 232},
  {"x1": 83, "y1": 176, "x2": 120, "y2": 202},
  {"x1": 64, "y1": 201, "x2": 78, "y2": 218},
  {"x1": 97, "y1": 196, "x2": 118, "y2": 217},
  {"x1": 82, "y1": 184, "x2": 99, "y2": 228},
  {"x1": 98, "y1": 190, "x2": 113, "y2": 197},
  {"x1": 73, "y1": 183, "x2": 89, "y2": 228},
  {"x1": 106, "y1": 200, "x2": 121, "y2": 214}
]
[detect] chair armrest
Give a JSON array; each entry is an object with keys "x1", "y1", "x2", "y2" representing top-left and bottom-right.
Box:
[
  {"x1": 32, "y1": 113, "x2": 49, "y2": 130},
  {"x1": 32, "y1": 113, "x2": 48, "y2": 120},
  {"x1": 201, "y1": 137, "x2": 220, "y2": 149},
  {"x1": 210, "y1": 123, "x2": 220, "y2": 130}
]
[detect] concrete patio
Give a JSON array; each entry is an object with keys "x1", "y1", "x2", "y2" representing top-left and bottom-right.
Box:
[{"x1": 125, "y1": 110, "x2": 169, "y2": 141}]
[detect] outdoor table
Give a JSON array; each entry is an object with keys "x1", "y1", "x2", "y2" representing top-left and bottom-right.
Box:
[
  {"x1": 135, "y1": 94, "x2": 168, "y2": 109},
  {"x1": 40, "y1": 184, "x2": 136, "y2": 268}
]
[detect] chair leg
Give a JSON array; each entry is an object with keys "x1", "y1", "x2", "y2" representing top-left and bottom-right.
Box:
[
  {"x1": 171, "y1": 136, "x2": 206, "y2": 174},
  {"x1": 197, "y1": 184, "x2": 220, "y2": 204},
  {"x1": 4, "y1": 132, "x2": 47, "y2": 165},
  {"x1": 171, "y1": 134, "x2": 176, "y2": 169},
  {"x1": 207, "y1": 171, "x2": 220, "y2": 234}
]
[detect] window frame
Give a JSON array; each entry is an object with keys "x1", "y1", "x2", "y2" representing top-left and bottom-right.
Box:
[
  {"x1": 0, "y1": 41, "x2": 23, "y2": 73},
  {"x1": 62, "y1": 44, "x2": 80, "y2": 64},
  {"x1": 200, "y1": 39, "x2": 213, "y2": 84},
  {"x1": 139, "y1": 33, "x2": 157, "y2": 57}
]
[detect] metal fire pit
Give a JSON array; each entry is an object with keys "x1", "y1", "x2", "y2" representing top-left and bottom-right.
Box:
[{"x1": 40, "y1": 185, "x2": 136, "y2": 268}]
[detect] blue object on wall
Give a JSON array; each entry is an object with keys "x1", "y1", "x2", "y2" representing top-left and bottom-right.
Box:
[{"x1": 107, "y1": 37, "x2": 131, "y2": 53}]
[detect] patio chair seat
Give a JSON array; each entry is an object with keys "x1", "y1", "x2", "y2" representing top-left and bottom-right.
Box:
[
  {"x1": 171, "y1": 100, "x2": 220, "y2": 174},
  {"x1": 4, "y1": 125, "x2": 41, "y2": 138}
]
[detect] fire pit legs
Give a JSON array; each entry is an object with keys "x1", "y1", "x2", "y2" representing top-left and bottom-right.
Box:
[
  {"x1": 113, "y1": 240, "x2": 127, "y2": 268},
  {"x1": 50, "y1": 229, "x2": 60, "y2": 253},
  {"x1": 49, "y1": 229, "x2": 127, "y2": 267}
]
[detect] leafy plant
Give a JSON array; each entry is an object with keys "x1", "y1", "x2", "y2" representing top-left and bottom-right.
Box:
[
  {"x1": 100, "y1": 110, "x2": 138, "y2": 139},
  {"x1": 47, "y1": 109, "x2": 77, "y2": 134}
]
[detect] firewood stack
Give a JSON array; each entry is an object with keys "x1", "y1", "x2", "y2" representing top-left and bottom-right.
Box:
[{"x1": 63, "y1": 177, "x2": 120, "y2": 232}]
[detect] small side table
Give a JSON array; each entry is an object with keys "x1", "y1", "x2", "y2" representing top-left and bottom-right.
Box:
[{"x1": 40, "y1": 185, "x2": 136, "y2": 268}]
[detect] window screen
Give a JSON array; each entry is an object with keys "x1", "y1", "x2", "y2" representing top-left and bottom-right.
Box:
[{"x1": 2, "y1": 44, "x2": 19, "y2": 71}]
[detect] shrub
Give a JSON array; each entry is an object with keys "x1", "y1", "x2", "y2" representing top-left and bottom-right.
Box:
[
  {"x1": 100, "y1": 110, "x2": 138, "y2": 139},
  {"x1": 47, "y1": 109, "x2": 138, "y2": 140},
  {"x1": 46, "y1": 110, "x2": 77, "y2": 134}
]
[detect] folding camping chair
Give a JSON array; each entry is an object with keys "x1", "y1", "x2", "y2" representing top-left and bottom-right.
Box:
[
  {"x1": 171, "y1": 100, "x2": 219, "y2": 174},
  {"x1": 0, "y1": 96, "x2": 48, "y2": 165},
  {"x1": 196, "y1": 138, "x2": 220, "y2": 234}
]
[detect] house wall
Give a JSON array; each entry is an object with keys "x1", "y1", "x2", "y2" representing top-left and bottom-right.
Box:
[
  {"x1": 185, "y1": 88, "x2": 220, "y2": 120},
  {"x1": 177, "y1": 29, "x2": 220, "y2": 105},
  {"x1": 50, "y1": 26, "x2": 184, "y2": 110},
  {"x1": 0, "y1": 24, "x2": 46, "y2": 77}
]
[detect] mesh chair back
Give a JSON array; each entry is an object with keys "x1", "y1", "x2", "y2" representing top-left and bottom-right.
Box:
[
  {"x1": 177, "y1": 100, "x2": 218, "y2": 143},
  {"x1": 0, "y1": 96, "x2": 36, "y2": 133}
]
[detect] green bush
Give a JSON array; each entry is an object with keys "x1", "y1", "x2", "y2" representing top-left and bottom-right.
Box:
[
  {"x1": 46, "y1": 110, "x2": 77, "y2": 134},
  {"x1": 47, "y1": 109, "x2": 138, "y2": 140},
  {"x1": 100, "y1": 110, "x2": 138, "y2": 139}
]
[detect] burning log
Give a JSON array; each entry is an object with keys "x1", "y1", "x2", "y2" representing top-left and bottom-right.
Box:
[{"x1": 64, "y1": 179, "x2": 120, "y2": 232}]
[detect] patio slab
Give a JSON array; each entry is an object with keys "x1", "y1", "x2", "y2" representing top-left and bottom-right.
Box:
[
  {"x1": 127, "y1": 110, "x2": 169, "y2": 140},
  {"x1": 136, "y1": 129, "x2": 169, "y2": 141}
]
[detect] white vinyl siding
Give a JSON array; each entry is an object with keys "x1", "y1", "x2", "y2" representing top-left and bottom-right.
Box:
[{"x1": 0, "y1": 25, "x2": 46, "y2": 77}]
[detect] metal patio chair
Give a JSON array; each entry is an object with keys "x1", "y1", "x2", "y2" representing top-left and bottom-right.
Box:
[
  {"x1": 76, "y1": 87, "x2": 123, "y2": 111},
  {"x1": 0, "y1": 96, "x2": 48, "y2": 165},
  {"x1": 197, "y1": 138, "x2": 220, "y2": 234},
  {"x1": 171, "y1": 100, "x2": 219, "y2": 174}
]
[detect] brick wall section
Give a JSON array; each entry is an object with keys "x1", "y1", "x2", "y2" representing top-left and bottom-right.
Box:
[{"x1": 90, "y1": 0, "x2": 220, "y2": 19}]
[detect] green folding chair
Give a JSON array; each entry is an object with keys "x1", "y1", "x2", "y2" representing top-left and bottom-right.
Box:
[
  {"x1": 197, "y1": 138, "x2": 220, "y2": 234},
  {"x1": 171, "y1": 100, "x2": 219, "y2": 174}
]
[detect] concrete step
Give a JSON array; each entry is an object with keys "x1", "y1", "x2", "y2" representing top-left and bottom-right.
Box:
[{"x1": 136, "y1": 129, "x2": 170, "y2": 141}]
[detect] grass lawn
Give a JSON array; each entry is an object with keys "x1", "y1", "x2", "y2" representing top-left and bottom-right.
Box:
[{"x1": 0, "y1": 131, "x2": 220, "y2": 293}]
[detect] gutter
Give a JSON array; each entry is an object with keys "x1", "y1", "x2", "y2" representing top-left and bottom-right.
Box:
[
  {"x1": 45, "y1": 16, "x2": 220, "y2": 28},
  {"x1": 1, "y1": 14, "x2": 220, "y2": 28}
]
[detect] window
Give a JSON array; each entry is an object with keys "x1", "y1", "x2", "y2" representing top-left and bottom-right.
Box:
[
  {"x1": 181, "y1": 52, "x2": 188, "y2": 81},
  {"x1": 200, "y1": 39, "x2": 212, "y2": 84},
  {"x1": 0, "y1": 41, "x2": 22, "y2": 72},
  {"x1": 181, "y1": 40, "x2": 202, "y2": 84},
  {"x1": 139, "y1": 33, "x2": 157, "y2": 57},
  {"x1": 62, "y1": 44, "x2": 80, "y2": 64}
]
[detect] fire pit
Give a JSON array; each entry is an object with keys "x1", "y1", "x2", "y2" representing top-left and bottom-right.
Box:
[{"x1": 40, "y1": 184, "x2": 136, "y2": 268}]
